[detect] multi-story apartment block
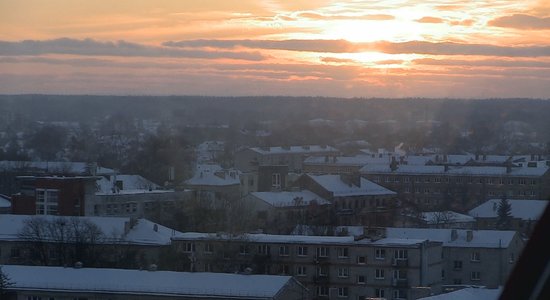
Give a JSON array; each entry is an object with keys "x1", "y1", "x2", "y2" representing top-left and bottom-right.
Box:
[
  {"x1": 295, "y1": 173, "x2": 398, "y2": 227},
  {"x1": 183, "y1": 164, "x2": 241, "y2": 204},
  {"x1": 385, "y1": 228, "x2": 525, "y2": 289},
  {"x1": 361, "y1": 161, "x2": 550, "y2": 212},
  {"x1": 172, "y1": 231, "x2": 443, "y2": 300},
  {"x1": 235, "y1": 145, "x2": 340, "y2": 173}
]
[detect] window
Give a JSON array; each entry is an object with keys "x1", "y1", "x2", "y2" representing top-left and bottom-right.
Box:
[
  {"x1": 375, "y1": 288, "x2": 385, "y2": 298},
  {"x1": 317, "y1": 286, "x2": 329, "y2": 296},
  {"x1": 204, "y1": 243, "x2": 213, "y2": 254},
  {"x1": 258, "y1": 244, "x2": 270, "y2": 255},
  {"x1": 454, "y1": 260, "x2": 463, "y2": 270},
  {"x1": 453, "y1": 279, "x2": 462, "y2": 285},
  {"x1": 509, "y1": 253, "x2": 515, "y2": 263},
  {"x1": 272, "y1": 173, "x2": 281, "y2": 189},
  {"x1": 375, "y1": 269, "x2": 385, "y2": 279},
  {"x1": 338, "y1": 287, "x2": 349, "y2": 298},
  {"x1": 317, "y1": 247, "x2": 329, "y2": 258},
  {"x1": 519, "y1": 178, "x2": 526, "y2": 185},
  {"x1": 471, "y1": 271, "x2": 481, "y2": 281},
  {"x1": 317, "y1": 266, "x2": 328, "y2": 277},
  {"x1": 394, "y1": 249, "x2": 408, "y2": 260},
  {"x1": 471, "y1": 252, "x2": 480, "y2": 262},
  {"x1": 375, "y1": 248, "x2": 386, "y2": 260},
  {"x1": 279, "y1": 264, "x2": 290, "y2": 275},
  {"x1": 442, "y1": 269, "x2": 445, "y2": 279},
  {"x1": 239, "y1": 245, "x2": 250, "y2": 255},
  {"x1": 204, "y1": 263, "x2": 213, "y2": 272},
  {"x1": 36, "y1": 189, "x2": 59, "y2": 215},
  {"x1": 357, "y1": 256, "x2": 366, "y2": 264},
  {"x1": 393, "y1": 269, "x2": 407, "y2": 280},
  {"x1": 297, "y1": 246, "x2": 308, "y2": 256},
  {"x1": 279, "y1": 245, "x2": 290, "y2": 256},
  {"x1": 357, "y1": 275, "x2": 366, "y2": 284},
  {"x1": 183, "y1": 242, "x2": 195, "y2": 253},
  {"x1": 337, "y1": 247, "x2": 349, "y2": 258},
  {"x1": 296, "y1": 265, "x2": 307, "y2": 276},
  {"x1": 338, "y1": 267, "x2": 350, "y2": 278}
]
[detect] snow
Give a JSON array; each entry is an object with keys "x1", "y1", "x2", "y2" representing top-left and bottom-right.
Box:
[
  {"x1": 184, "y1": 164, "x2": 240, "y2": 186},
  {"x1": 419, "y1": 287, "x2": 501, "y2": 300},
  {"x1": 469, "y1": 199, "x2": 548, "y2": 221},
  {"x1": 2, "y1": 265, "x2": 292, "y2": 298},
  {"x1": 360, "y1": 164, "x2": 549, "y2": 176},
  {"x1": 0, "y1": 215, "x2": 180, "y2": 245},
  {"x1": 250, "y1": 145, "x2": 337, "y2": 155},
  {"x1": 385, "y1": 227, "x2": 517, "y2": 248},
  {"x1": 0, "y1": 194, "x2": 10, "y2": 208},
  {"x1": 251, "y1": 190, "x2": 330, "y2": 207},
  {"x1": 421, "y1": 211, "x2": 476, "y2": 224},
  {"x1": 307, "y1": 174, "x2": 396, "y2": 196},
  {"x1": 96, "y1": 174, "x2": 160, "y2": 194}
]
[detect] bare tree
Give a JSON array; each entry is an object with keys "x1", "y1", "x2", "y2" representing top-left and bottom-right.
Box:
[{"x1": 0, "y1": 266, "x2": 14, "y2": 296}]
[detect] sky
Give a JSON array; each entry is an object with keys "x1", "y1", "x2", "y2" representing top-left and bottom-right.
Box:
[{"x1": 1, "y1": 0, "x2": 549, "y2": 98}]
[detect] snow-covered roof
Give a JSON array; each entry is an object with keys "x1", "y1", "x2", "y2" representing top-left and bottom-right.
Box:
[
  {"x1": 360, "y1": 164, "x2": 549, "y2": 176},
  {"x1": 468, "y1": 199, "x2": 549, "y2": 221},
  {"x1": 0, "y1": 194, "x2": 11, "y2": 208},
  {"x1": 0, "y1": 160, "x2": 114, "y2": 175},
  {"x1": 250, "y1": 145, "x2": 337, "y2": 155},
  {"x1": 96, "y1": 174, "x2": 160, "y2": 194},
  {"x1": 385, "y1": 228, "x2": 517, "y2": 248},
  {"x1": 2, "y1": 265, "x2": 294, "y2": 299},
  {"x1": 304, "y1": 155, "x2": 391, "y2": 166},
  {"x1": 251, "y1": 190, "x2": 330, "y2": 207},
  {"x1": 184, "y1": 164, "x2": 240, "y2": 186},
  {"x1": 0, "y1": 215, "x2": 180, "y2": 245},
  {"x1": 307, "y1": 174, "x2": 396, "y2": 196},
  {"x1": 173, "y1": 232, "x2": 427, "y2": 247},
  {"x1": 421, "y1": 211, "x2": 476, "y2": 224},
  {"x1": 419, "y1": 287, "x2": 501, "y2": 300}
]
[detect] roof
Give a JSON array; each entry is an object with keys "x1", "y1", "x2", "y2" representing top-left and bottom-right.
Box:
[
  {"x1": 249, "y1": 145, "x2": 338, "y2": 155},
  {"x1": 0, "y1": 160, "x2": 115, "y2": 175},
  {"x1": 385, "y1": 227, "x2": 518, "y2": 248},
  {"x1": 96, "y1": 174, "x2": 161, "y2": 194},
  {"x1": 360, "y1": 164, "x2": 549, "y2": 176},
  {"x1": 419, "y1": 287, "x2": 501, "y2": 300},
  {"x1": 2, "y1": 265, "x2": 294, "y2": 299},
  {"x1": 307, "y1": 174, "x2": 396, "y2": 196},
  {"x1": 469, "y1": 199, "x2": 549, "y2": 221},
  {"x1": 184, "y1": 164, "x2": 240, "y2": 186},
  {"x1": 0, "y1": 215, "x2": 181, "y2": 245},
  {"x1": 173, "y1": 232, "x2": 428, "y2": 247},
  {"x1": 251, "y1": 190, "x2": 330, "y2": 207}
]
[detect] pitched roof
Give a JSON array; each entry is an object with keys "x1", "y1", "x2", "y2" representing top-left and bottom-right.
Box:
[
  {"x1": 96, "y1": 174, "x2": 161, "y2": 194},
  {"x1": 249, "y1": 145, "x2": 337, "y2": 155},
  {"x1": 0, "y1": 215, "x2": 180, "y2": 245},
  {"x1": 469, "y1": 199, "x2": 549, "y2": 221},
  {"x1": 0, "y1": 194, "x2": 11, "y2": 208},
  {"x1": 2, "y1": 265, "x2": 294, "y2": 299},
  {"x1": 307, "y1": 174, "x2": 396, "y2": 196},
  {"x1": 184, "y1": 164, "x2": 240, "y2": 186},
  {"x1": 251, "y1": 190, "x2": 330, "y2": 207},
  {"x1": 419, "y1": 287, "x2": 501, "y2": 300}
]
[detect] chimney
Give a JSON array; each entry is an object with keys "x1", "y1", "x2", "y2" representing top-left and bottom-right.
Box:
[
  {"x1": 435, "y1": 154, "x2": 440, "y2": 162},
  {"x1": 475, "y1": 154, "x2": 479, "y2": 161},
  {"x1": 390, "y1": 157, "x2": 398, "y2": 171},
  {"x1": 444, "y1": 165, "x2": 449, "y2": 172},
  {"x1": 483, "y1": 154, "x2": 487, "y2": 161},
  {"x1": 451, "y1": 229, "x2": 458, "y2": 241},
  {"x1": 506, "y1": 164, "x2": 512, "y2": 173},
  {"x1": 443, "y1": 154, "x2": 448, "y2": 162},
  {"x1": 466, "y1": 230, "x2": 473, "y2": 242}
]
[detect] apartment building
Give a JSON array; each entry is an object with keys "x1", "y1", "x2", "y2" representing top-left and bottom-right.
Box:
[
  {"x1": 385, "y1": 228, "x2": 524, "y2": 289},
  {"x1": 360, "y1": 161, "x2": 550, "y2": 212},
  {"x1": 171, "y1": 231, "x2": 443, "y2": 300}
]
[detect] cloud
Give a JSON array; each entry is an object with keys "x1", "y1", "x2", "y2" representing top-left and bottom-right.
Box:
[
  {"x1": 298, "y1": 12, "x2": 394, "y2": 21},
  {"x1": 164, "y1": 39, "x2": 358, "y2": 53},
  {"x1": 412, "y1": 58, "x2": 550, "y2": 68},
  {"x1": 449, "y1": 19, "x2": 475, "y2": 26},
  {"x1": 0, "y1": 38, "x2": 266, "y2": 61},
  {"x1": 320, "y1": 57, "x2": 356, "y2": 64},
  {"x1": 416, "y1": 17, "x2": 445, "y2": 24},
  {"x1": 489, "y1": 14, "x2": 550, "y2": 30},
  {"x1": 374, "y1": 41, "x2": 550, "y2": 57}
]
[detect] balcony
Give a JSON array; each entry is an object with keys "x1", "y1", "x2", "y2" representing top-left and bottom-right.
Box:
[{"x1": 392, "y1": 258, "x2": 409, "y2": 267}]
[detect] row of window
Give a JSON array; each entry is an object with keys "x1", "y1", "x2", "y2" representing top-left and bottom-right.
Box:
[
  {"x1": 182, "y1": 243, "x2": 408, "y2": 261},
  {"x1": 316, "y1": 286, "x2": 407, "y2": 299},
  {"x1": 377, "y1": 176, "x2": 538, "y2": 185}
]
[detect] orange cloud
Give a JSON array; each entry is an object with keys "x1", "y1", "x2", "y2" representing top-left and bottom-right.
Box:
[
  {"x1": 416, "y1": 16, "x2": 445, "y2": 24},
  {"x1": 489, "y1": 14, "x2": 550, "y2": 30}
]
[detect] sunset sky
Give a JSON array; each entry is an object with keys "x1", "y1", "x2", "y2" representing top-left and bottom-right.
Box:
[{"x1": 1, "y1": 0, "x2": 549, "y2": 98}]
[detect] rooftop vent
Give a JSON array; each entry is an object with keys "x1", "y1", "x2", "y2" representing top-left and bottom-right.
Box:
[
  {"x1": 148, "y1": 264, "x2": 158, "y2": 271},
  {"x1": 74, "y1": 261, "x2": 83, "y2": 269}
]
